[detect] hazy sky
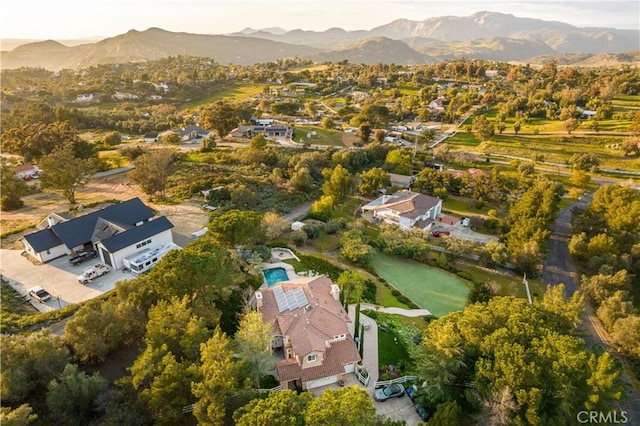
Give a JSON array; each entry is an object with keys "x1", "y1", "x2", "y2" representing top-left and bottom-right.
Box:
[{"x1": 1, "y1": 0, "x2": 638, "y2": 40}]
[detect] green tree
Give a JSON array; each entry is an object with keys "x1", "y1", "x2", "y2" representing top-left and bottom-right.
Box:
[
  {"x1": 65, "y1": 296, "x2": 144, "y2": 363},
  {"x1": 209, "y1": 210, "x2": 266, "y2": 246},
  {"x1": 262, "y1": 211, "x2": 290, "y2": 240},
  {"x1": 563, "y1": 117, "x2": 580, "y2": 134},
  {"x1": 384, "y1": 149, "x2": 412, "y2": 175},
  {"x1": 39, "y1": 145, "x2": 95, "y2": 203},
  {"x1": 233, "y1": 389, "x2": 311, "y2": 426},
  {"x1": 358, "y1": 167, "x2": 390, "y2": 196},
  {"x1": 413, "y1": 296, "x2": 623, "y2": 424},
  {"x1": 200, "y1": 134, "x2": 217, "y2": 152},
  {"x1": 1, "y1": 331, "x2": 69, "y2": 404},
  {"x1": 200, "y1": 100, "x2": 239, "y2": 140},
  {"x1": 340, "y1": 230, "x2": 374, "y2": 265},
  {"x1": 235, "y1": 311, "x2": 275, "y2": 388},
  {"x1": 0, "y1": 404, "x2": 37, "y2": 426},
  {"x1": 129, "y1": 149, "x2": 175, "y2": 200},
  {"x1": 309, "y1": 195, "x2": 335, "y2": 221},
  {"x1": 513, "y1": 121, "x2": 521, "y2": 135},
  {"x1": 321, "y1": 116, "x2": 335, "y2": 129},
  {"x1": 304, "y1": 386, "x2": 377, "y2": 426},
  {"x1": 611, "y1": 315, "x2": 640, "y2": 358},
  {"x1": 249, "y1": 133, "x2": 268, "y2": 150},
  {"x1": 472, "y1": 114, "x2": 495, "y2": 142},
  {"x1": 429, "y1": 401, "x2": 463, "y2": 426},
  {"x1": 321, "y1": 164, "x2": 355, "y2": 202},
  {"x1": 192, "y1": 328, "x2": 238, "y2": 426},
  {"x1": 290, "y1": 166, "x2": 315, "y2": 192},
  {"x1": 1, "y1": 121, "x2": 80, "y2": 162},
  {"x1": 358, "y1": 122, "x2": 372, "y2": 145},
  {"x1": 45, "y1": 364, "x2": 108, "y2": 426},
  {"x1": 1, "y1": 164, "x2": 29, "y2": 210},
  {"x1": 336, "y1": 270, "x2": 366, "y2": 304},
  {"x1": 161, "y1": 131, "x2": 181, "y2": 144},
  {"x1": 103, "y1": 131, "x2": 122, "y2": 147}
]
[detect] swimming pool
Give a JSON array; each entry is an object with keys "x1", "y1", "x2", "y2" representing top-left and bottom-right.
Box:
[{"x1": 263, "y1": 267, "x2": 290, "y2": 286}]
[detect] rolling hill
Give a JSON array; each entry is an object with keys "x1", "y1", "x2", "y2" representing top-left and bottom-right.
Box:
[{"x1": 1, "y1": 11, "x2": 638, "y2": 70}]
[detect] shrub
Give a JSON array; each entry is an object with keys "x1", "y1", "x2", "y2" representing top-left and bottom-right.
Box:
[
  {"x1": 391, "y1": 289, "x2": 401, "y2": 297},
  {"x1": 290, "y1": 230, "x2": 307, "y2": 246},
  {"x1": 297, "y1": 253, "x2": 345, "y2": 280},
  {"x1": 455, "y1": 271, "x2": 474, "y2": 281}
]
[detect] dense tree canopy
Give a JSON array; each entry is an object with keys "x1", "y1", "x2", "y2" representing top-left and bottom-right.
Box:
[{"x1": 412, "y1": 293, "x2": 622, "y2": 425}]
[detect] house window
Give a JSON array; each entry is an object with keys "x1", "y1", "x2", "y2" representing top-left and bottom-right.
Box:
[
  {"x1": 135, "y1": 239, "x2": 153, "y2": 249},
  {"x1": 307, "y1": 354, "x2": 317, "y2": 363}
]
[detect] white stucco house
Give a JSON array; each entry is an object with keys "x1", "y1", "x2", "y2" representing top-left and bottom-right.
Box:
[{"x1": 361, "y1": 190, "x2": 442, "y2": 230}]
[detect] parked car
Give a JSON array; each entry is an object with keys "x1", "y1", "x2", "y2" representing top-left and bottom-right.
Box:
[
  {"x1": 415, "y1": 404, "x2": 431, "y2": 422},
  {"x1": 431, "y1": 230, "x2": 451, "y2": 237},
  {"x1": 78, "y1": 263, "x2": 110, "y2": 284},
  {"x1": 405, "y1": 386, "x2": 416, "y2": 401},
  {"x1": 202, "y1": 204, "x2": 217, "y2": 211},
  {"x1": 374, "y1": 383, "x2": 405, "y2": 401},
  {"x1": 28, "y1": 286, "x2": 51, "y2": 303},
  {"x1": 29, "y1": 173, "x2": 39, "y2": 179},
  {"x1": 23, "y1": 175, "x2": 32, "y2": 181},
  {"x1": 69, "y1": 249, "x2": 97, "y2": 266}
]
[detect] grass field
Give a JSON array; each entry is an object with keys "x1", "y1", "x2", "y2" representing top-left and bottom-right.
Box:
[
  {"x1": 293, "y1": 125, "x2": 346, "y2": 146},
  {"x1": 371, "y1": 252, "x2": 470, "y2": 317},
  {"x1": 378, "y1": 328, "x2": 410, "y2": 367}
]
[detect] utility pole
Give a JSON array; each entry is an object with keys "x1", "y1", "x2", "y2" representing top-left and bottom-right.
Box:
[{"x1": 523, "y1": 273, "x2": 532, "y2": 305}]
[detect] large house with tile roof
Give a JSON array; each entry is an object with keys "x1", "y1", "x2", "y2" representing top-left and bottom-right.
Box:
[
  {"x1": 360, "y1": 190, "x2": 442, "y2": 231},
  {"x1": 22, "y1": 198, "x2": 174, "y2": 266},
  {"x1": 255, "y1": 275, "x2": 361, "y2": 390}
]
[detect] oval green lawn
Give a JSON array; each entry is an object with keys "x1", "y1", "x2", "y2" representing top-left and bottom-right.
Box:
[{"x1": 372, "y1": 251, "x2": 470, "y2": 318}]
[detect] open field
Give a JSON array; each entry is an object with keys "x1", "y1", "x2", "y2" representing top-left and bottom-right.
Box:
[
  {"x1": 446, "y1": 132, "x2": 640, "y2": 172},
  {"x1": 371, "y1": 252, "x2": 470, "y2": 318},
  {"x1": 292, "y1": 125, "x2": 348, "y2": 146}
]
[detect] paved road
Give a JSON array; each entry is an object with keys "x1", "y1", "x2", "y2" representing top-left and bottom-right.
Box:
[{"x1": 542, "y1": 193, "x2": 640, "y2": 422}]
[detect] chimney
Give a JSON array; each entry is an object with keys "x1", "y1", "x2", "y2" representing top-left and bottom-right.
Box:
[
  {"x1": 46, "y1": 215, "x2": 56, "y2": 228},
  {"x1": 330, "y1": 284, "x2": 340, "y2": 301},
  {"x1": 255, "y1": 291, "x2": 263, "y2": 309}
]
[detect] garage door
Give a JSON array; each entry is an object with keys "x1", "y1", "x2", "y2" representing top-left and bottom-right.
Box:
[{"x1": 306, "y1": 375, "x2": 338, "y2": 390}]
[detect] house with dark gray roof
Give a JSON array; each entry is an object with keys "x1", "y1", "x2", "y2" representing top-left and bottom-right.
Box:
[{"x1": 22, "y1": 198, "x2": 175, "y2": 267}]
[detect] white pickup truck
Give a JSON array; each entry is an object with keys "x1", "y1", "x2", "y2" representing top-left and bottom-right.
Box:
[{"x1": 78, "y1": 263, "x2": 110, "y2": 284}]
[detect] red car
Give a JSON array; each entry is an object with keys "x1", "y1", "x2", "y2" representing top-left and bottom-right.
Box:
[{"x1": 431, "y1": 230, "x2": 451, "y2": 237}]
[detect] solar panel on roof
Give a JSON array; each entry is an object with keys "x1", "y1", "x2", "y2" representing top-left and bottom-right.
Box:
[{"x1": 273, "y1": 286, "x2": 309, "y2": 312}]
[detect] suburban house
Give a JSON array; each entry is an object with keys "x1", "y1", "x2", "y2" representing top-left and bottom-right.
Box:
[
  {"x1": 177, "y1": 125, "x2": 210, "y2": 142},
  {"x1": 144, "y1": 133, "x2": 158, "y2": 143},
  {"x1": 428, "y1": 96, "x2": 449, "y2": 111},
  {"x1": 112, "y1": 91, "x2": 139, "y2": 100},
  {"x1": 11, "y1": 164, "x2": 39, "y2": 178},
  {"x1": 254, "y1": 275, "x2": 361, "y2": 390},
  {"x1": 231, "y1": 123, "x2": 293, "y2": 139},
  {"x1": 361, "y1": 190, "x2": 443, "y2": 230},
  {"x1": 389, "y1": 173, "x2": 416, "y2": 189},
  {"x1": 22, "y1": 198, "x2": 175, "y2": 266},
  {"x1": 75, "y1": 94, "x2": 94, "y2": 103}
]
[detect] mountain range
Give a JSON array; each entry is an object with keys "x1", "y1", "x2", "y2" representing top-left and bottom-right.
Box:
[{"x1": 1, "y1": 11, "x2": 638, "y2": 70}]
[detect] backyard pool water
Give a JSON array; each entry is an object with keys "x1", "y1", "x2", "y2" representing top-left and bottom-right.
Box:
[{"x1": 263, "y1": 267, "x2": 290, "y2": 286}]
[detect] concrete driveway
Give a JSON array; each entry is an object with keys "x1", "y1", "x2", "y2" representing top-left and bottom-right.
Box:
[
  {"x1": 1, "y1": 249, "x2": 134, "y2": 312},
  {"x1": 431, "y1": 223, "x2": 498, "y2": 244}
]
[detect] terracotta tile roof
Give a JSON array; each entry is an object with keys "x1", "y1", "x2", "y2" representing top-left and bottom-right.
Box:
[
  {"x1": 276, "y1": 339, "x2": 361, "y2": 383},
  {"x1": 257, "y1": 275, "x2": 359, "y2": 384}
]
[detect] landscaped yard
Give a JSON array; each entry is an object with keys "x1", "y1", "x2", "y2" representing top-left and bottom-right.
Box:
[{"x1": 371, "y1": 252, "x2": 470, "y2": 317}]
